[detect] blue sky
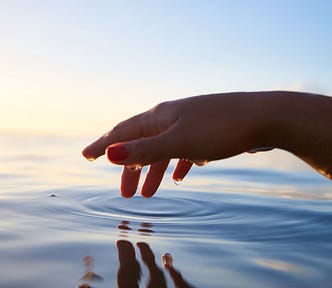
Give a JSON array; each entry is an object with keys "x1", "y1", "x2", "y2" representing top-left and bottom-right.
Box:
[{"x1": 1, "y1": 0, "x2": 331, "y2": 134}]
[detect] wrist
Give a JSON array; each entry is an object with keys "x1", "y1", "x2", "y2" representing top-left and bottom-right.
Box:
[
  {"x1": 244, "y1": 91, "x2": 311, "y2": 152},
  {"x1": 240, "y1": 91, "x2": 288, "y2": 151},
  {"x1": 251, "y1": 91, "x2": 332, "y2": 179}
]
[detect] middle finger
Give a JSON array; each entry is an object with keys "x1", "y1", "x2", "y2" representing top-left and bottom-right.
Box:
[
  {"x1": 120, "y1": 166, "x2": 142, "y2": 198},
  {"x1": 141, "y1": 160, "x2": 170, "y2": 198}
]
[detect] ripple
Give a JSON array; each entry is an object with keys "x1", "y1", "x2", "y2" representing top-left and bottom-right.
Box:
[
  {"x1": 40, "y1": 188, "x2": 245, "y2": 238},
  {"x1": 38, "y1": 188, "x2": 332, "y2": 243},
  {"x1": 74, "y1": 190, "x2": 229, "y2": 225}
]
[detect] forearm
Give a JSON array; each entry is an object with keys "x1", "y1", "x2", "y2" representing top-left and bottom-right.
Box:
[{"x1": 257, "y1": 91, "x2": 332, "y2": 179}]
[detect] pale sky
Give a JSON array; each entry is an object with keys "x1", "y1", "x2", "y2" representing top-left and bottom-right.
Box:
[{"x1": 1, "y1": 0, "x2": 331, "y2": 135}]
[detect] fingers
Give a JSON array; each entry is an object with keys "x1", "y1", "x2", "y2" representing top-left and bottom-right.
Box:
[
  {"x1": 120, "y1": 160, "x2": 169, "y2": 198},
  {"x1": 120, "y1": 166, "x2": 142, "y2": 198},
  {"x1": 106, "y1": 128, "x2": 178, "y2": 166},
  {"x1": 141, "y1": 160, "x2": 170, "y2": 198},
  {"x1": 82, "y1": 115, "x2": 144, "y2": 161},
  {"x1": 82, "y1": 102, "x2": 177, "y2": 161},
  {"x1": 172, "y1": 159, "x2": 193, "y2": 182},
  {"x1": 120, "y1": 158, "x2": 192, "y2": 198}
]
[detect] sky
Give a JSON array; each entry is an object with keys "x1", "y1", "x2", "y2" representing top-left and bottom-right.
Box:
[{"x1": 1, "y1": 0, "x2": 331, "y2": 135}]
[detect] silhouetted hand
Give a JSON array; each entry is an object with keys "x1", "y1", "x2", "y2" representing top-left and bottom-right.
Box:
[{"x1": 83, "y1": 91, "x2": 332, "y2": 197}]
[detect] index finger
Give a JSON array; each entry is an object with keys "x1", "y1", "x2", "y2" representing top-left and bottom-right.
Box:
[{"x1": 82, "y1": 102, "x2": 176, "y2": 161}]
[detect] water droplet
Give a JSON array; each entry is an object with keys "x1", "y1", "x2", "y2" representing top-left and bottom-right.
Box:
[
  {"x1": 193, "y1": 160, "x2": 208, "y2": 166},
  {"x1": 173, "y1": 179, "x2": 182, "y2": 185},
  {"x1": 126, "y1": 165, "x2": 142, "y2": 172},
  {"x1": 86, "y1": 156, "x2": 95, "y2": 162}
]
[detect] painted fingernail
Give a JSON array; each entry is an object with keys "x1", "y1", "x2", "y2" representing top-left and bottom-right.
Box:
[{"x1": 107, "y1": 144, "x2": 128, "y2": 162}]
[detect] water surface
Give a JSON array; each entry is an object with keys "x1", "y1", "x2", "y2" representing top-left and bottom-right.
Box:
[{"x1": 0, "y1": 133, "x2": 331, "y2": 287}]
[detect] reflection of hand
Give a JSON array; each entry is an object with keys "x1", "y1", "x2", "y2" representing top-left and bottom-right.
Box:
[
  {"x1": 83, "y1": 91, "x2": 332, "y2": 197},
  {"x1": 163, "y1": 253, "x2": 194, "y2": 288},
  {"x1": 137, "y1": 242, "x2": 167, "y2": 288},
  {"x1": 78, "y1": 256, "x2": 103, "y2": 287},
  {"x1": 117, "y1": 240, "x2": 166, "y2": 288},
  {"x1": 117, "y1": 240, "x2": 194, "y2": 288},
  {"x1": 117, "y1": 240, "x2": 141, "y2": 288}
]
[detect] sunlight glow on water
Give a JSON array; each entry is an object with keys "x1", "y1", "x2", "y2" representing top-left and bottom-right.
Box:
[{"x1": 0, "y1": 134, "x2": 331, "y2": 288}]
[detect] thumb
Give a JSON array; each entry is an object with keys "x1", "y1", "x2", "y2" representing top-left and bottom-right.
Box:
[{"x1": 106, "y1": 131, "x2": 178, "y2": 166}]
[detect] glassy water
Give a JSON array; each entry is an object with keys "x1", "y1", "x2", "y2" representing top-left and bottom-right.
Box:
[{"x1": 0, "y1": 133, "x2": 331, "y2": 288}]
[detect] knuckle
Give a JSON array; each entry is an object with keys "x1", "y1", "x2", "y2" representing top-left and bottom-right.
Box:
[
  {"x1": 110, "y1": 122, "x2": 125, "y2": 141},
  {"x1": 152, "y1": 101, "x2": 169, "y2": 113},
  {"x1": 135, "y1": 137, "x2": 151, "y2": 163},
  {"x1": 149, "y1": 103, "x2": 167, "y2": 133},
  {"x1": 150, "y1": 101, "x2": 176, "y2": 133}
]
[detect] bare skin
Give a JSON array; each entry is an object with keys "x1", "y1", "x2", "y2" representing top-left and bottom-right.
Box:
[{"x1": 82, "y1": 91, "x2": 332, "y2": 198}]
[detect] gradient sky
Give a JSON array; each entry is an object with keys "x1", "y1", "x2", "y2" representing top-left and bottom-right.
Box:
[{"x1": 1, "y1": 0, "x2": 331, "y2": 135}]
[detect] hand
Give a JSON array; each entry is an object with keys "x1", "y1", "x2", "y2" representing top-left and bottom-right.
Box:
[
  {"x1": 83, "y1": 91, "x2": 332, "y2": 198},
  {"x1": 82, "y1": 93, "x2": 270, "y2": 197}
]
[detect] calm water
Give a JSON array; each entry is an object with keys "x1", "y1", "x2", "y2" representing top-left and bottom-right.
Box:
[{"x1": 0, "y1": 133, "x2": 332, "y2": 288}]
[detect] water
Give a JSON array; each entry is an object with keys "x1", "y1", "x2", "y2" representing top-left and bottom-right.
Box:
[{"x1": 0, "y1": 133, "x2": 332, "y2": 288}]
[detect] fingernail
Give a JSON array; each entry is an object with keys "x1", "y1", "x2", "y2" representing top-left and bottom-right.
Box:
[{"x1": 107, "y1": 144, "x2": 128, "y2": 162}]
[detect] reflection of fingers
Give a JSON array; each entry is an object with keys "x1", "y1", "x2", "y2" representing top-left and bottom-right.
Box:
[
  {"x1": 116, "y1": 240, "x2": 141, "y2": 288},
  {"x1": 141, "y1": 160, "x2": 170, "y2": 198},
  {"x1": 120, "y1": 167, "x2": 141, "y2": 198},
  {"x1": 136, "y1": 242, "x2": 156, "y2": 266},
  {"x1": 117, "y1": 240, "x2": 136, "y2": 261},
  {"x1": 162, "y1": 253, "x2": 173, "y2": 269},
  {"x1": 137, "y1": 242, "x2": 167, "y2": 288},
  {"x1": 162, "y1": 253, "x2": 194, "y2": 288},
  {"x1": 166, "y1": 267, "x2": 193, "y2": 288},
  {"x1": 172, "y1": 159, "x2": 193, "y2": 182}
]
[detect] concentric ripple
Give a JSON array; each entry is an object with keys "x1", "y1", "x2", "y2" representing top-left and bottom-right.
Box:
[
  {"x1": 40, "y1": 188, "x2": 332, "y2": 242},
  {"x1": 58, "y1": 189, "x2": 236, "y2": 228},
  {"x1": 40, "y1": 188, "x2": 241, "y2": 238}
]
